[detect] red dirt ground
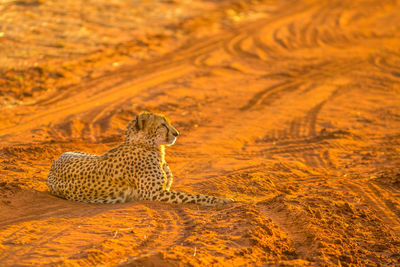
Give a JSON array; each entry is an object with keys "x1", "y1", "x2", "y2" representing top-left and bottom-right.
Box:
[{"x1": 1, "y1": 0, "x2": 400, "y2": 266}]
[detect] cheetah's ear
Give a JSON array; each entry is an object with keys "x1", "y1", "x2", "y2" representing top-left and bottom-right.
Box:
[
  {"x1": 134, "y1": 115, "x2": 141, "y2": 131},
  {"x1": 126, "y1": 115, "x2": 141, "y2": 134},
  {"x1": 136, "y1": 113, "x2": 147, "y2": 131}
]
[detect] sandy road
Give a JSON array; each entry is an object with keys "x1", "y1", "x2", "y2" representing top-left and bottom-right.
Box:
[{"x1": 1, "y1": 0, "x2": 400, "y2": 265}]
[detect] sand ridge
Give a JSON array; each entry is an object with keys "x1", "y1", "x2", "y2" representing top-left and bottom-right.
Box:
[{"x1": 0, "y1": 0, "x2": 400, "y2": 265}]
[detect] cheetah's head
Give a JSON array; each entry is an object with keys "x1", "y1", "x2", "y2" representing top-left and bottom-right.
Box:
[{"x1": 125, "y1": 111, "x2": 179, "y2": 146}]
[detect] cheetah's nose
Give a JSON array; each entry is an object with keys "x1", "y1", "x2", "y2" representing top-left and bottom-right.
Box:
[{"x1": 172, "y1": 130, "x2": 179, "y2": 137}]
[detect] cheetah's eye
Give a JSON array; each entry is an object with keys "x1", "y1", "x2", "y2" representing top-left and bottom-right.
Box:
[{"x1": 160, "y1": 123, "x2": 169, "y2": 132}]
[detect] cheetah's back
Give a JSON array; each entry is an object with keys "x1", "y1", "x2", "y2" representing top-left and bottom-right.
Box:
[{"x1": 47, "y1": 151, "x2": 103, "y2": 201}]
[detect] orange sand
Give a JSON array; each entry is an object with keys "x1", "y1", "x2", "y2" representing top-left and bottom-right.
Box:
[{"x1": 1, "y1": 0, "x2": 400, "y2": 266}]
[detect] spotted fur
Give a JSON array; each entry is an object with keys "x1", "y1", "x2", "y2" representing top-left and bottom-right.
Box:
[{"x1": 47, "y1": 111, "x2": 233, "y2": 206}]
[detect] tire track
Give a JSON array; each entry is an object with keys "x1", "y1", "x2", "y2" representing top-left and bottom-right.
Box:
[
  {"x1": 344, "y1": 181, "x2": 400, "y2": 231},
  {"x1": 241, "y1": 89, "x2": 349, "y2": 159},
  {"x1": 1, "y1": 204, "x2": 191, "y2": 266},
  {"x1": 0, "y1": 1, "x2": 321, "y2": 143},
  {"x1": 367, "y1": 182, "x2": 400, "y2": 225},
  {"x1": 117, "y1": 206, "x2": 197, "y2": 266},
  {"x1": 240, "y1": 81, "x2": 302, "y2": 111},
  {"x1": 0, "y1": 191, "x2": 126, "y2": 228},
  {"x1": 0, "y1": 223, "x2": 70, "y2": 263},
  {"x1": 369, "y1": 53, "x2": 400, "y2": 81}
]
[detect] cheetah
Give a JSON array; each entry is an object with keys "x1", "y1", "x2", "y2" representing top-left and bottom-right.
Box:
[{"x1": 47, "y1": 111, "x2": 233, "y2": 206}]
